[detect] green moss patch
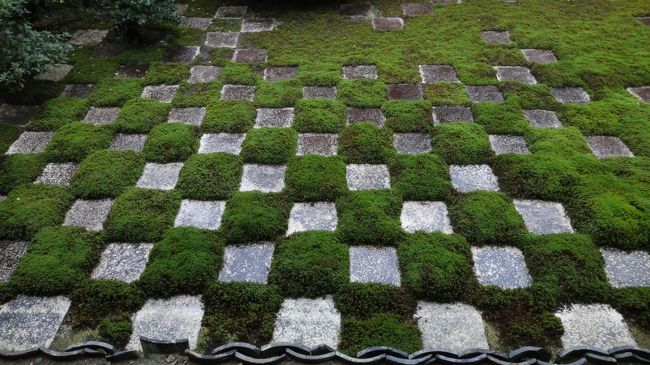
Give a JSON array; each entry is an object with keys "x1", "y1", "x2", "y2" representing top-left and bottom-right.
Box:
[
  {"x1": 28, "y1": 97, "x2": 90, "y2": 131},
  {"x1": 70, "y1": 150, "x2": 145, "y2": 199},
  {"x1": 177, "y1": 153, "x2": 243, "y2": 200},
  {"x1": 241, "y1": 128, "x2": 297, "y2": 164},
  {"x1": 220, "y1": 63, "x2": 260, "y2": 85},
  {"x1": 340, "y1": 313, "x2": 422, "y2": 354},
  {"x1": 389, "y1": 154, "x2": 452, "y2": 201},
  {"x1": 143, "y1": 62, "x2": 190, "y2": 85},
  {"x1": 285, "y1": 155, "x2": 347, "y2": 202},
  {"x1": 431, "y1": 123, "x2": 492, "y2": 165},
  {"x1": 114, "y1": 98, "x2": 171, "y2": 133},
  {"x1": 337, "y1": 79, "x2": 386, "y2": 108},
  {"x1": 382, "y1": 101, "x2": 433, "y2": 133},
  {"x1": 336, "y1": 190, "x2": 404, "y2": 246},
  {"x1": 293, "y1": 99, "x2": 346, "y2": 133},
  {"x1": 423, "y1": 83, "x2": 471, "y2": 106},
  {"x1": 45, "y1": 122, "x2": 113, "y2": 162},
  {"x1": 71, "y1": 280, "x2": 145, "y2": 326},
  {"x1": 203, "y1": 101, "x2": 256, "y2": 133},
  {"x1": 254, "y1": 81, "x2": 302, "y2": 108},
  {"x1": 338, "y1": 122, "x2": 394, "y2": 163},
  {"x1": 0, "y1": 154, "x2": 47, "y2": 194},
  {"x1": 221, "y1": 192, "x2": 290, "y2": 244},
  {"x1": 143, "y1": 123, "x2": 199, "y2": 162},
  {"x1": 88, "y1": 79, "x2": 143, "y2": 107}
]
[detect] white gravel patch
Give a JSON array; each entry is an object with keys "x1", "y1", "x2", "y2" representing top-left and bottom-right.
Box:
[
  {"x1": 555, "y1": 304, "x2": 636, "y2": 349},
  {"x1": 174, "y1": 200, "x2": 226, "y2": 230},
  {"x1": 346, "y1": 164, "x2": 390, "y2": 190},
  {"x1": 449, "y1": 165, "x2": 500, "y2": 193},
  {"x1": 272, "y1": 296, "x2": 341, "y2": 348},
  {"x1": 287, "y1": 202, "x2": 338, "y2": 235},
  {"x1": 239, "y1": 164, "x2": 286, "y2": 193},
  {"x1": 349, "y1": 246, "x2": 401, "y2": 286},
  {"x1": 400, "y1": 201, "x2": 453, "y2": 233},
  {"x1": 601, "y1": 248, "x2": 650, "y2": 288},
  {"x1": 92, "y1": 243, "x2": 154, "y2": 283},
  {"x1": 514, "y1": 199, "x2": 574, "y2": 235},
  {"x1": 471, "y1": 246, "x2": 531, "y2": 289},
  {"x1": 415, "y1": 302, "x2": 489, "y2": 352}
]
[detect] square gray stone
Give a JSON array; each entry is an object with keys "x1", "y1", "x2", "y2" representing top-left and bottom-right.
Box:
[
  {"x1": 174, "y1": 200, "x2": 226, "y2": 230},
  {"x1": 403, "y1": 3, "x2": 433, "y2": 16},
  {"x1": 400, "y1": 201, "x2": 453, "y2": 233},
  {"x1": 189, "y1": 66, "x2": 222, "y2": 84},
  {"x1": 555, "y1": 304, "x2": 636, "y2": 349},
  {"x1": 137, "y1": 162, "x2": 183, "y2": 190},
  {"x1": 34, "y1": 64, "x2": 72, "y2": 82},
  {"x1": 601, "y1": 248, "x2": 650, "y2": 288},
  {"x1": 514, "y1": 199, "x2": 574, "y2": 235},
  {"x1": 84, "y1": 107, "x2": 120, "y2": 125},
  {"x1": 419, "y1": 65, "x2": 459, "y2": 83},
  {"x1": 162, "y1": 46, "x2": 199, "y2": 64},
  {"x1": 6, "y1": 131, "x2": 53, "y2": 154},
  {"x1": 472, "y1": 246, "x2": 532, "y2": 289},
  {"x1": 372, "y1": 17, "x2": 404, "y2": 30},
  {"x1": 241, "y1": 19, "x2": 275, "y2": 32},
  {"x1": 481, "y1": 30, "x2": 511, "y2": 45},
  {"x1": 466, "y1": 85, "x2": 503, "y2": 103},
  {"x1": 92, "y1": 243, "x2": 154, "y2": 283},
  {"x1": 264, "y1": 67, "x2": 297, "y2": 81},
  {"x1": 199, "y1": 133, "x2": 245, "y2": 154},
  {"x1": 69, "y1": 29, "x2": 108, "y2": 46},
  {"x1": 232, "y1": 48, "x2": 268, "y2": 63},
  {"x1": 628, "y1": 86, "x2": 650, "y2": 103},
  {"x1": 110, "y1": 133, "x2": 147, "y2": 152},
  {"x1": 115, "y1": 64, "x2": 148, "y2": 79},
  {"x1": 489, "y1": 135, "x2": 529, "y2": 155},
  {"x1": 394, "y1": 133, "x2": 432, "y2": 154},
  {"x1": 272, "y1": 297, "x2": 341, "y2": 348},
  {"x1": 387, "y1": 84, "x2": 422, "y2": 100},
  {"x1": 415, "y1": 302, "x2": 489, "y2": 352},
  {"x1": 0, "y1": 104, "x2": 41, "y2": 126},
  {"x1": 34, "y1": 163, "x2": 78, "y2": 186},
  {"x1": 219, "y1": 243, "x2": 275, "y2": 283},
  {"x1": 168, "y1": 107, "x2": 206, "y2": 126},
  {"x1": 346, "y1": 164, "x2": 390, "y2": 190},
  {"x1": 523, "y1": 109, "x2": 562, "y2": 128},
  {"x1": 347, "y1": 108, "x2": 385, "y2": 127},
  {"x1": 0, "y1": 296, "x2": 71, "y2": 352},
  {"x1": 141, "y1": 85, "x2": 179, "y2": 103},
  {"x1": 342, "y1": 65, "x2": 378, "y2": 80},
  {"x1": 297, "y1": 133, "x2": 338, "y2": 156},
  {"x1": 586, "y1": 136, "x2": 633, "y2": 158},
  {"x1": 0, "y1": 241, "x2": 28, "y2": 283},
  {"x1": 240, "y1": 164, "x2": 286, "y2": 193},
  {"x1": 255, "y1": 108, "x2": 294, "y2": 128},
  {"x1": 63, "y1": 199, "x2": 114, "y2": 231},
  {"x1": 450, "y1": 164, "x2": 500, "y2": 192},
  {"x1": 287, "y1": 202, "x2": 338, "y2": 235},
  {"x1": 494, "y1": 66, "x2": 537, "y2": 84},
  {"x1": 180, "y1": 17, "x2": 211, "y2": 30},
  {"x1": 60, "y1": 84, "x2": 95, "y2": 98},
  {"x1": 521, "y1": 49, "x2": 557, "y2": 64},
  {"x1": 432, "y1": 106, "x2": 473, "y2": 124},
  {"x1": 349, "y1": 246, "x2": 401, "y2": 286},
  {"x1": 221, "y1": 84, "x2": 256, "y2": 101},
  {"x1": 303, "y1": 86, "x2": 337, "y2": 100},
  {"x1": 216, "y1": 5, "x2": 247, "y2": 18},
  {"x1": 205, "y1": 32, "x2": 239, "y2": 48},
  {"x1": 551, "y1": 87, "x2": 591, "y2": 104}
]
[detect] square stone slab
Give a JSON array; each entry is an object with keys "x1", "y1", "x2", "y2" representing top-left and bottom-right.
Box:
[
  {"x1": 174, "y1": 200, "x2": 226, "y2": 230},
  {"x1": 303, "y1": 86, "x2": 337, "y2": 100},
  {"x1": 402, "y1": 3, "x2": 433, "y2": 16},
  {"x1": 216, "y1": 5, "x2": 248, "y2": 18},
  {"x1": 127, "y1": 295, "x2": 204, "y2": 351},
  {"x1": 168, "y1": 107, "x2": 206, "y2": 126},
  {"x1": 523, "y1": 109, "x2": 562, "y2": 128},
  {"x1": 162, "y1": 46, "x2": 199, "y2": 64},
  {"x1": 419, "y1": 65, "x2": 460, "y2": 83},
  {"x1": 69, "y1": 29, "x2": 108, "y2": 46},
  {"x1": 400, "y1": 201, "x2": 453, "y2": 233},
  {"x1": 471, "y1": 246, "x2": 532, "y2": 289},
  {"x1": 297, "y1": 133, "x2": 338, "y2": 156},
  {"x1": 551, "y1": 87, "x2": 591, "y2": 104},
  {"x1": 110, "y1": 133, "x2": 147, "y2": 152},
  {"x1": 232, "y1": 48, "x2": 268, "y2": 63},
  {"x1": 34, "y1": 163, "x2": 78, "y2": 186},
  {"x1": 489, "y1": 135, "x2": 529, "y2": 155},
  {"x1": 586, "y1": 136, "x2": 633, "y2": 158},
  {"x1": 272, "y1": 297, "x2": 341, "y2": 348},
  {"x1": 394, "y1": 133, "x2": 432, "y2": 154},
  {"x1": 63, "y1": 198, "x2": 114, "y2": 231},
  {"x1": 628, "y1": 86, "x2": 650, "y2": 103},
  {"x1": 60, "y1": 84, "x2": 95, "y2": 98},
  {"x1": 199, "y1": 133, "x2": 245, "y2": 154},
  {"x1": 6, "y1": 131, "x2": 53, "y2": 154},
  {"x1": 555, "y1": 304, "x2": 636, "y2": 349},
  {"x1": 494, "y1": 66, "x2": 537, "y2": 84},
  {"x1": 137, "y1": 163, "x2": 183, "y2": 190},
  {"x1": 347, "y1": 108, "x2": 385, "y2": 127},
  {"x1": 432, "y1": 106, "x2": 474, "y2": 124},
  {"x1": 466, "y1": 85, "x2": 503, "y2": 103},
  {"x1": 342, "y1": 65, "x2": 378, "y2": 80},
  {"x1": 521, "y1": 49, "x2": 557, "y2": 64},
  {"x1": 116, "y1": 64, "x2": 149, "y2": 79},
  {"x1": 92, "y1": 243, "x2": 154, "y2": 283},
  {"x1": 221, "y1": 84, "x2": 256, "y2": 101},
  {"x1": 0, "y1": 241, "x2": 28, "y2": 283},
  {"x1": 240, "y1": 164, "x2": 286, "y2": 193},
  {"x1": 372, "y1": 17, "x2": 404, "y2": 30},
  {"x1": 0, "y1": 296, "x2": 71, "y2": 352},
  {"x1": 387, "y1": 84, "x2": 422, "y2": 100},
  {"x1": 481, "y1": 30, "x2": 511, "y2": 45},
  {"x1": 450, "y1": 165, "x2": 500, "y2": 193},
  {"x1": 141, "y1": 85, "x2": 179, "y2": 103},
  {"x1": 241, "y1": 19, "x2": 276, "y2": 32},
  {"x1": 287, "y1": 202, "x2": 338, "y2": 235},
  {"x1": 180, "y1": 17, "x2": 211, "y2": 30},
  {"x1": 601, "y1": 248, "x2": 650, "y2": 288},
  {"x1": 264, "y1": 67, "x2": 297, "y2": 81},
  {"x1": 346, "y1": 164, "x2": 390, "y2": 190},
  {"x1": 0, "y1": 104, "x2": 41, "y2": 126},
  {"x1": 255, "y1": 108, "x2": 294, "y2": 128},
  {"x1": 189, "y1": 66, "x2": 222, "y2": 84},
  {"x1": 513, "y1": 199, "x2": 574, "y2": 235},
  {"x1": 415, "y1": 302, "x2": 489, "y2": 352},
  {"x1": 349, "y1": 246, "x2": 401, "y2": 286},
  {"x1": 219, "y1": 243, "x2": 275, "y2": 283},
  {"x1": 34, "y1": 64, "x2": 72, "y2": 82},
  {"x1": 84, "y1": 107, "x2": 120, "y2": 125},
  {"x1": 205, "y1": 32, "x2": 239, "y2": 48}
]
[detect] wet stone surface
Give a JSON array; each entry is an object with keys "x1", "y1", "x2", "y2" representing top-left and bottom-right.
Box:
[
  {"x1": 349, "y1": 246, "x2": 401, "y2": 286},
  {"x1": 199, "y1": 133, "x2": 245, "y2": 154},
  {"x1": 180, "y1": 17, "x2": 212, "y2": 30},
  {"x1": 489, "y1": 135, "x2": 529, "y2": 155},
  {"x1": 189, "y1": 66, "x2": 222, "y2": 84},
  {"x1": 514, "y1": 199, "x2": 574, "y2": 235},
  {"x1": 141, "y1": 85, "x2": 179, "y2": 103},
  {"x1": 433, "y1": 106, "x2": 474, "y2": 124},
  {"x1": 216, "y1": 5, "x2": 248, "y2": 18},
  {"x1": 84, "y1": 107, "x2": 120, "y2": 125},
  {"x1": 221, "y1": 85, "x2": 256, "y2": 101},
  {"x1": 523, "y1": 109, "x2": 562, "y2": 128},
  {"x1": 400, "y1": 201, "x2": 453, "y2": 233},
  {"x1": 494, "y1": 66, "x2": 537, "y2": 84},
  {"x1": 63, "y1": 199, "x2": 114, "y2": 231},
  {"x1": 419, "y1": 65, "x2": 459, "y2": 83},
  {"x1": 219, "y1": 243, "x2": 275, "y2": 284},
  {"x1": 297, "y1": 133, "x2": 338, "y2": 156},
  {"x1": 387, "y1": 84, "x2": 423, "y2": 100},
  {"x1": 303, "y1": 86, "x2": 337, "y2": 99},
  {"x1": 137, "y1": 162, "x2": 183, "y2": 190},
  {"x1": 415, "y1": 302, "x2": 489, "y2": 352},
  {"x1": 205, "y1": 32, "x2": 239, "y2": 48},
  {"x1": 264, "y1": 66, "x2": 297, "y2": 81},
  {"x1": 403, "y1": 3, "x2": 433, "y2": 16},
  {"x1": 240, "y1": 164, "x2": 286, "y2": 193},
  {"x1": 69, "y1": 29, "x2": 108, "y2": 46},
  {"x1": 35, "y1": 163, "x2": 78, "y2": 186},
  {"x1": 521, "y1": 49, "x2": 557, "y2": 64},
  {"x1": 241, "y1": 19, "x2": 276, "y2": 32},
  {"x1": 481, "y1": 30, "x2": 511, "y2": 45},
  {"x1": 346, "y1": 164, "x2": 390, "y2": 190},
  {"x1": 163, "y1": 46, "x2": 200, "y2": 64},
  {"x1": 586, "y1": 136, "x2": 633, "y2": 158},
  {"x1": 255, "y1": 108, "x2": 294, "y2": 128},
  {"x1": 347, "y1": 108, "x2": 385, "y2": 126},
  {"x1": 372, "y1": 17, "x2": 404, "y2": 30},
  {"x1": 601, "y1": 248, "x2": 650, "y2": 288},
  {"x1": 168, "y1": 107, "x2": 206, "y2": 126},
  {"x1": 34, "y1": 64, "x2": 72, "y2": 82},
  {"x1": 6, "y1": 131, "x2": 53, "y2": 154},
  {"x1": 466, "y1": 85, "x2": 503, "y2": 103},
  {"x1": 0, "y1": 240, "x2": 28, "y2": 283},
  {"x1": 92, "y1": 243, "x2": 154, "y2": 283},
  {"x1": 116, "y1": 64, "x2": 148, "y2": 78},
  {"x1": 233, "y1": 48, "x2": 268, "y2": 63},
  {"x1": 61, "y1": 84, "x2": 95, "y2": 98},
  {"x1": 471, "y1": 246, "x2": 532, "y2": 289},
  {"x1": 450, "y1": 164, "x2": 500, "y2": 193},
  {"x1": 393, "y1": 133, "x2": 432, "y2": 154},
  {"x1": 272, "y1": 296, "x2": 341, "y2": 348},
  {"x1": 555, "y1": 304, "x2": 636, "y2": 349},
  {"x1": 0, "y1": 104, "x2": 41, "y2": 126},
  {"x1": 287, "y1": 202, "x2": 338, "y2": 235},
  {"x1": 343, "y1": 65, "x2": 378, "y2": 80},
  {"x1": 110, "y1": 133, "x2": 147, "y2": 152},
  {"x1": 551, "y1": 87, "x2": 591, "y2": 103},
  {"x1": 174, "y1": 200, "x2": 226, "y2": 230}
]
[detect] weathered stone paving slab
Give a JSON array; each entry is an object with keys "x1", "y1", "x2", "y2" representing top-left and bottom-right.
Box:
[
  {"x1": 168, "y1": 107, "x2": 206, "y2": 126},
  {"x1": 61, "y1": 84, "x2": 95, "y2": 98},
  {"x1": 521, "y1": 49, "x2": 557, "y2": 64},
  {"x1": 433, "y1": 106, "x2": 474, "y2": 124},
  {"x1": 127, "y1": 295, "x2": 204, "y2": 351},
  {"x1": 137, "y1": 162, "x2": 183, "y2": 190},
  {"x1": 264, "y1": 67, "x2": 297, "y2": 81},
  {"x1": 387, "y1": 84, "x2": 423, "y2": 100},
  {"x1": 255, "y1": 108, "x2": 294, "y2": 128},
  {"x1": 601, "y1": 248, "x2": 650, "y2": 288},
  {"x1": 466, "y1": 85, "x2": 503, "y2": 103},
  {"x1": 205, "y1": 32, "x2": 239, "y2": 48},
  {"x1": 35, "y1": 163, "x2": 78, "y2": 186},
  {"x1": 471, "y1": 246, "x2": 531, "y2": 289},
  {"x1": 394, "y1": 133, "x2": 432, "y2": 154},
  {"x1": 219, "y1": 243, "x2": 275, "y2": 283},
  {"x1": 342, "y1": 65, "x2": 378, "y2": 80},
  {"x1": 69, "y1": 29, "x2": 108, "y2": 46},
  {"x1": 372, "y1": 17, "x2": 404, "y2": 31},
  {"x1": 199, "y1": 133, "x2": 245, "y2": 154},
  {"x1": 92, "y1": 243, "x2": 154, "y2": 283},
  {"x1": 514, "y1": 199, "x2": 574, "y2": 235},
  {"x1": 494, "y1": 66, "x2": 537, "y2": 84},
  {"x1": 216, "y1": 6, "x2": 248, "y2": 19},
  {"x1": 174, "y1": 200, "x2": 226, "y2": 230},
  {"x1": 555, "y1": 304, "x2": 636, "y2": 349},
  {"x1": 403, "y1": 3, "x2": 433, "y2": 16},
  {"x1": 287, "y1": 202, "x2": 338, "y2": 235},
  {"x1": 84, "y1": 107, "x2": 120, "y2": 125},
  {"x1": 303, "y1": 86, "x2": 337, "y2": 100},
  {"x1": 180, "y1": 17, "x2": 211, "y2": 30},
  {"x1": 221, "y1": 85, "x2": 256, "y2": 101},
  {"x1": 232, "y1": 48, "x2": 268, "y2": 63},
  {"x1": 0, "y1": 104, "x2": 41, "y2": 126},
  {"x1": 489, "y1": 135, "x2": 529, "y2": 155},
  {"x1": 415, "y1": 302, "x2": 489, "y2": 352},
  {"x1": 110, "y1": 134, "x2": 147, "y2": 152},
  {"x1": 0, "y1": 241, "x2": 28, "y2": 283},
  {"x1": 523, "y1": 109, "x2": 562, "y2": 128},
  {"x1": 401, "y1": 201, "x2": 453, "y2": 234},
  {"x1": 141, "y1": 85, "x2": 179, "y2": 103},
  {"x1": 347, "y1": 108, "x2": 385, "y2": 126},
  {"x1": 240, "y1": 164, "x2": 286, "y2": 193},
  {"x1": 241, "y1": 19, "x2": 276, "y2": 32},
  {"x1": 163, "y1": 46, "x2": 199, "y2": 64},
  {"x1": 349, "y1": 246, "x2": 401, "y2": 286},
  {"x1": 6, "y1": 131, "x2": 53, "y2": 154},
  {"x1": 419, "y1": 65, "x2": 460, "y2": 83},
  {"x1": 63, "y1": 199, "x2": 114, "y2": 231},
  {"x1": 586, "y1": 136, "x2": 633, "y2": 158},
  {"x1": 0, "y1": 296, "x2": 71, "y2": 351},
  {"x1": 627, "y1": 86, "x2": 650, "y2": 103},
  {"x1": 346, "y1": 164, "x2": 390, "y2": 190},
  {"x1": 116, "y1": 64, "x2": 149, "y2": 78},
  {"x1": 450, "y1": 165, "x2": 500, "y2": 193},
  {"x1": 481, "y1": 30, "x2": 510, "y2": 45},
  {"x1": 551, "y1": 87, "x2": 591, "y2": 104},
  {"x1": 189, "y1": 66, "x2": 222, "y2": 84},
  {"x1": 297, "y1": 133, "x2": 338, "y2": 156},
  {"x1": 272, "y1": 297, "x2": 341, "y2": 348},
  {"x1": 34, "y1": 64, "x2": 72, "y2": 81}
]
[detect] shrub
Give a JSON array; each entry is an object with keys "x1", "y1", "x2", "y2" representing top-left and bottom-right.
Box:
[
  {"x1": 0, "y1": 154, "x2": 46, "y2": 194},
  {"x1": 389, "y1": 154, "x2": 452, "y2": 201},
  {"x1": 114, "y1": 98, "x2": 171, "y2": 133},
  {"x1": 423, "y1": 83, "x2": 471, "y2": 106},
  {"x1": 176, "y1": 153, "x2": 242, "y2": 200},
  {"x1": 98, "y1": 316, "x2": 133, "y2": 348},
  {"x1": 338, "y1": 122, "x2": 394, "y2": 163},
  {"x1": 240, "y1": 128, "x2": 297, "y2": 164},
  {"x1": 339, "y1": 314, "x2": 422, "y2": 354},
  {"x1": 336, "y1": 191, "x2": 404, "y2": 246},
  {"x1": 202, "y1": 101, "x2": 255, "y2": 133},
  {"x1": 221, "y1": 192, "x2": 289, "y2": 244},
  {"x1": 285, "y1": 156, "x2": 347, "y2": 202},
  {"x1": 95, "y1": 0, "x2": 179, "y2": 43},
  {"x1": 70, "y1": 150, "x2": 145, "y2": 198},
  {"x1": 220, "y1": 63, "x2": 259, "y2": 85},
  {"x1": 269, "y1": 232, "x2": 348, "y2": 298},
  {"x1": 28, "y1": 97, "x2": 89, "y2": 131},
  {"x1": 334, "y1": 283, "x2": 416, "y2": 319},
  {"x1": 45, "y1": 122, "x2": 113, "y2": 162},
  {"x1": 143, "y1": 62, "x2": 189, "y2": 85},
  {"x1": 337, "y1": 79, "x2": 386, "y2": 108},
  {"x1": 71, "y1": 280, "x2": 145, "y2": 325},
  {"x1": 88, "y1": 78, "x2": 143, "y2": 107},
  {"x1": 143, "y1": 123, "x2": 198, "y2": 162},
  {"x1": 293, "y1": 99, "x2": 346, "y2": 133},
  {"x1": 254, "y1": 81, "x2": 302, "y2": 108},
  {"x1": 431, "y1": 123, "x2": 492, "y2": 165},
  {"x1": 382, "y1": 101, "x2": 433, "y2": 133}
]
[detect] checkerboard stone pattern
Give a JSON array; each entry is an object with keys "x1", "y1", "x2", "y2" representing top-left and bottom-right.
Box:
[
  {"x1": 297, "y1": 133, "x2": 338, "y2": 156},
  {"x1": 174, "y1": 200, "x2": 226, "y2": 230},
  {"x1": 372, "y1": 17, "x2": 404, "y2": 31},
  {"x1": 127, "y1": 295, "x2": 204, "y2": 351},
  {"x1": 287, "y1": 202, "x2": 338, "y2": 235},
  {"x1": 523, "y1": 109, "x2": 562, "y2": 128},
  {"x1": 343, "y1": 65, "x2": 378, "y2": 80},
  {"x1": 221, "y1": 85, "x2": 256, "y2": 101},
  {"x1": 255, "y1": 108, "x2": 294, "y2": 128},
  {"x1": 264, "y1": 67, "x2": 297, "y2": 81},
  {"x1": 489, "y1": 135, "x2": 529, "y2": 155},
  {"x1": 141, "y1": 85, "x2": 179, "y2": 103},
  {"x1": 521, "y1": 49, "x2": 557, "y2": 64},
  {"x1": 349, "y1": 246, "x2": 401, "y2": 286},
  {"x1": 415, "y1": 302, "x2": 489, "y2": 352},
  {"x1": 189, "y1": 66, "x2": 222, "y2": 84},
  {"x1": 601, "y1": 248, "x2": 650, "y2": 288},
  {"x1": 494, "y1": 66, "x2": 537, "y2": 84},
  {"x1": 84, "y1": 107, "x2": 120, "y2": 125},
  {"x1": 69, "y1": 29, "x2": 108, "y2": 46},
  {"x1": 628, "y1": 86, "x2": 650, "y2": 103},
  {"x1": 137, "y1": 163, "x2": 183, "y2": 190},
  {"x1": 450, "y1": 165, "x2": 500, "y2": 193},
  {"x1": 466, "y1": 85, "x2": 503, "y2": 103},
  {"x1": 205, "y1": 32, "x2": 239, "y2": 48},
  {"x1": 347, "y1": 108, "x2": 385, "y2": 127},
  {"x1": 63, "y1": 199, "x2": 114, "y2": 231},
  {"x1": 586, "y1": 136, "x2": 633, "y2": 158},
  {"x1": 419, "y1": 65, "x2": 459, "y2": 83},
  {"x1": 551, "y1": 87, "x2": 591, "y2": 104},
  {"x1": 346, "y1": 164, "x2": 390, "y2": 190},
  {"x1": 394, "y1": 133, "x2": 432, "y2": 154},
  {"x1": 168, "y1": 107, "x2": 206, "y2": 126},
  {"x1": 471, "y1": 246, "x2": 531, "y2": 289},
  {"x1": 92, "y1": 243, "x2": 154, "y2": 283},
  {"x1": 219, "y1": 243, "x2": 275, "y2": 284},
  {"x1": 0, "y1": 296, "x2": 71, "y2": 352},
  {"x1": 481, "y1": 30, "x2": 510, "y2": 45},
  {"x1": 6, "y1": 131, "x2": 53, "y2": 154},
  {"x1": 199, "y1": 133, "x2": 245, "y2": 154},
  {"x1": 110, "y1": 134, "x2": 147, "y2": 152},
  {"x1": 555, "y1": 304, "x2": 636, "y2": 349},
  {"x1": 240, "y1": 164, "x2": 286, "y2": 193},
  {"x1": 0, "y1": 240, "x2": 28, "y2": 282},
  {"x1": 35, "y1": 163, "x2": 78, "y2": 186},
  {"x1": 272, "y1": 296, "x2": 341, "y2": 348},
  {"x1": 514, "y1": 200, "x2": 574, "y2": 235},
  {"x1": 401, "y1": 201, "x2": 453, "y2": 233},
  {"x1": 433, "y1": 106, "x2": 473, "y2": 124},
  {"x1": 241, "y1": 18, "x2": 275, "y2": 32},
  {"x1": 303, "y1": 87, "x2": 337, "y2": 100}
]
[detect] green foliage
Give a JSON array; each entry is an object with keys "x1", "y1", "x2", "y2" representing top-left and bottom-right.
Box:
[
  {"x1": 70, "y1": 150, "x2": 144, "y2": 198},
  {"x1": 423, "y1": 83, "x2": 471, "y2": 106},
  {"x1": 89, "y1": 78, "x2": 143, "y2": 107},
  {"x1": 337, "y1": 79, "x2": 386, "y2": 108},
  {"x1": 45, "y1": 122, "x2": 113, "y2": 162},
  {"x1": 389, "y1": 154, "x2": 452, "y2": 201},
  {"x1": 0, "y1": 124, "x2": 20, "y2": 153},
  {"x1": 0, "y1": 154, "x2": 46, "y2": 194},
  {"x1": 202, "y1": 101, "x2": 255, "y2": 133},
  {"x1": 285, "y1": 156, "x2": 347, "y2": 202},
  {"x1": 336, "y1": 191, "x2": 404, "y2": 246},
  {"x1": 220, "y1": 63, "x2": 259, "y2": 85},
  {"x1": 254, "y1": 81, "x2": 302, "y2": 108},
  {"x1": 96, "y1": 0, "x2": 179, "y2": 42},
  {"x1": 177, "y1": 153, "x2": 242, "y2": 200},
  {"x1": 221, "y1": 192, "x2": 289, "y2": 244},
  {"x1": 114, "y1": 98, "x2": 171, "y2": 133},
  {"x1": 431, "y1": 123, "x2": 492, "y2": 165},
  {"x1": 338, "y1": 122, "x2": 394, "y2": 163},
  {"x1": 335, "y1": 284, "x2": 416, "y2": 319},
  {"x1": 143, "y1": 123, "x2": 198, "y2": 162},
  {"x1": 143, "y1": 62, "x2": 189, "y2": 85},
  {"x1": 382, "y1": 101, "x2": 433, "y2": 133},
  {"x1": 340, "y1": 314, "x2": 422, "y2": 354},
  {"x1": 71, "y1": 280, "x2": 145, "y2": 325},
  {"x1": 240, "y1": 128, "x2": 297, "y2": 164},
  {"x1": 28, "y1": 97, "x2": 89, "y2": 131},
  {"x1": 98, "y1": 316, "x2": 132, "y2": 348},
  {"x1": 293, "y1": 99, "x2": 346, "y2": 133}
]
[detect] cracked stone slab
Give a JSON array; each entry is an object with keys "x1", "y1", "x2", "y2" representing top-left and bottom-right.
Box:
[
  {"x1": 402, "y1": 3, "x2": 433, "y2": 16},
  {"x1": 387, "y1": 84, "x2": 422, "y2": 100},
  {"x1": 521, "y1": 49, "x2": 557, "y2": 64},
  {"x1": 601, "y1": 248, "x2": 650, "y2": 288},
  {"x1": 141, "y1": 85, "x2": 179, "y2": 103},
  {"x1": 555, "y1": 304, "x2": 636, "y2": 349},
  {"x1": 180, "y1": 17, "x2": 212, "y2": 30},
  {"x1": 303, "y1": 86, "x2": 337, "y2": 100},
  {"x1": 394, "y1": 133, "x2": 432, "y2": 154},
  {"x1": 0, "y1": 296, "x2": 71, "y2": 352},
  {"x1": 6, "y1": 131, "x2": 53, "y2": 154},
  {"x1": 69, "y1": 29, "x2": 108, "y2": 46},
  {"x1": 127, "y1": 295, "x2": 204, "y2": 351},
  {"x1": 628, "y1": 86, "x2": 650, "y2": 103},
  {"x1": 61, "y1": 84, "x2": 95, "y2": 98},
  {"x1": 116, "y1": 64, "x2": 148, "y2": 78},
  {"x1": 189, "y1": 66, "x2": 222, "y2": 84},
  {"x1": 63, "y1": 199, "x2": 114, "y2": 231},
  {"x1": 433, "y1": 106, "x2": 474, "y2": 124},
  {"x1": 372, "y1": 17, "x2": 404, "y2": 30},
  {"x1": 110, "y1": 133, "x2": 147, "y2": 152},
  {"x1": 221, "y1": 85, "x2": 256, "y2": 101},
  {"x1": 297, "y1": 133, "x2": 338, "y2": 156},
  {"x1": 551, "y1": 87, "x2": 591, "y2": 104},
  {"x1": 342, "y1": 65, "x2": 378, "y2": 80},
  {"x1": 264, "y1": 67, "x2": 297, "y2": 81},
  {"x1": 401, "y1": 201, "x2": 453, "y2": 233},
  {"x1": 162, "y1": 46, "x2": 199, "y2": 64},
  {"x1": 472, "y1": 246, "x2": 531, "y2": 289},
  {"x1": 34, "y1": 64, "x2": 72, "y2": 81},
  {"x1": 466, "y1": 85, "x2": 503, "y2": 103},
  {"x1": 0, "y1": 241, "x2": 28, "y2": 283},
  {"x1": 481, "y1": 30, "x2": 511, "y2": 45},
  {"x1": 168, "y1": 107, "x2": 206, "y2": 126},
  {"x1": 137, "y1": 162, "x2": 183, "y2": 190},
  {"x1": 205, "y1": 32, "x2": 239, "y2": 48},
  {"x1": 489, "y1": 135, "x2": 529, "y2": 155},
  {"x1": 586, "y1": 136, "x2": 633, "y2": 158},
  {"x1": 415, "y1": 302, "x2": 489, "y2": 352},
  {"x1": 254, "y1": 108, "x2": 294, "y2": 128},
  {"x1": 199, "y1": 133, "x2": 245, "y2": 154},
  {"x1": 219, "y1": 243, "x2": 275, "y2": 283},
  {"x1": 419, "y1": 65, "x2": 460, "y2": 83},
  {"x1": 84, "y1": 107, "x2": 120, "y2": 125},
  {"x1": 523, "y1": 109, "x2": 562, "y2": 128},
  {"x1": 0, "y1": 104, "x2": 41, "y2": 126},
  {"x1": 346, "y1": 164, "x2": 390, "y2": 190},
  {"x1": 174, "y1": 200, "x2": 226, "y2": 230},
  {"x1": 240, "y1": 164, "x2": 286, "y2": 193},
  {"x1": 216, "y1": 6, "x2": 247, "y2": 18},
  {"x1": 450, "y1": 165, "x2": 500, "y2": 193},
  {"x1": 232, "y1": 48, "x2": 268, "y2": 63},
  {"x1": 272, "y1": 296, "x2": 341, "y2": 348},
  {"x1": 349, "y1": 246, "x2": 401, "y2": 286},
  {"x1": 287, "y1": 202, "x2": 338, "y2": 235},
  {"x1": 347, "y1": 108, "x2": 385, "y2": 127},
  {"x1": 494, "y1": 66, "x2": 537, "y2": 84},
  {"x1": 241, "y1": 19, "x2": 275, "y2": 32},
  {"x1": 514, "y1": 199, "x2": 574, "y2": 235},
  {"x1": 92, "y1": 243, "x2": 154, "y2": 283},
  {"x1": 34, "y1": 163, "x2": 78, "y2": 186}
]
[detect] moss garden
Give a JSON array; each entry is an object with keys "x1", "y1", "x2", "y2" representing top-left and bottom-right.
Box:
[{"x1": 0, "y1": 0, "x2": 649, "y2": 357}]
